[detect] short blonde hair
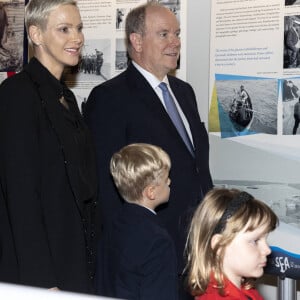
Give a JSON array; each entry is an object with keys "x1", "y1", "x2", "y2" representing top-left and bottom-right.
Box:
[
  {"x1": 185, "y1": 188, "x2": 278, "y2": 296},
  {"x1": 25, "y1": 0, "x2": 77, "y2": 33},
  {"x1": 110, "y1": 143, "x2": 171, "y2": 203}
]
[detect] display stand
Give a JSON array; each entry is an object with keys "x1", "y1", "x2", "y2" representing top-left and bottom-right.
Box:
[
  {"x1": 278, "y1": 277, "x2": 296, "y2": 300},
  {"x1": 265, "y1": 222, "x2": 300, "y2": 300}
]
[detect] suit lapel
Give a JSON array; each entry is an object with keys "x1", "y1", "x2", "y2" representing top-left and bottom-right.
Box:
[
  {"x1": 126, "y1": 64, "x2": 168, "y2": 117},
  {"x1": 125, "y1": 64, "x2": 195, "y2": 158}
]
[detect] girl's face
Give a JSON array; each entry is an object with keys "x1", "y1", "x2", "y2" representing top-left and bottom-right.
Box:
[
  {"x1": 35, "y1": 4, "x2": 84, "y2": 79},
  {"x1": 222, "y1": 223, "x2": 271, "y2": 288}
]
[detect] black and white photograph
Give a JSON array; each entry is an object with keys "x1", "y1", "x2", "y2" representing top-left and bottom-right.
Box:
[
  {"x1": 283, "y1": 15, "x2": 300, "y2": 69},
  {"x1": 64, "y1": 39, "x2": 111, "y2": 110},
  {"x1": 285, "y1": 0, "x2": 300, "y2": 6},
  {"x1": 282, "y1": 78, "x2": 300, "y2": 135},
  {"x1": 215, "y1": 79, "x2": 278, "y2": 135},
  {"x1": 155, "y1": 0, "x2": 181, "y2": 22},
  {"x1": 115, "y1": 38, "x2": 128, "y2": 71},
  {"x1": 65, "y1": 38, "x2": 111, "y2": 84},
  {"x1": 0, "y1": 0, "x2": 24, "y2": 72},
  {"x1": 116, "y1": 8, "x2": 126, "y2": 30},
  {"x1": 282, "y1": 78, "x2": 299, "y2": 101},
  {"x1": 214, "y1": 179, "x2": 300, "y2": 229}
]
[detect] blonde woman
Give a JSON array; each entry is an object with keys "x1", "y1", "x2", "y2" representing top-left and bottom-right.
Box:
[{"x1": 0, "y1": 0, "x2": 97, "y2": 293}]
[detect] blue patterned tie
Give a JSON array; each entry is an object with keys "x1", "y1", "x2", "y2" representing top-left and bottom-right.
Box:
[{"x1": 159, "y1": 82, "x2": 194, "y2": 156}]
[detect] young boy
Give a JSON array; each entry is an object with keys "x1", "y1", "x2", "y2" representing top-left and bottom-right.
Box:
[{"x1": 97, "y1": 143, "x2": 178, "y2": 300}]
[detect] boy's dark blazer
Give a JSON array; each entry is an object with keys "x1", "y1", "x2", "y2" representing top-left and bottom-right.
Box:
[
  {"x1": 84, "y1": 62, "x2": 213, "y2": 271},
  {"x1": 98, "y1": 202, "x2": 178, "y2": 300}
]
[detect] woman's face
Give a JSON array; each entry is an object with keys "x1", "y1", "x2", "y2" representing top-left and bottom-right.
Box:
[{"x1": 36, "y1": 4, "x2": 84, "y2": 79}]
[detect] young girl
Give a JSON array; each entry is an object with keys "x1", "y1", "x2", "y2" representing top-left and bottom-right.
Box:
[{"x1": 185, "y1": 188, "x2": 278, "y2": 300}]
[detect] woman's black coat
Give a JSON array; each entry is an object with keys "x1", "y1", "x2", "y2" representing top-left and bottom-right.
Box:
[{"x1": 0, "y1": 58, "x2": 97, "y2": 293}]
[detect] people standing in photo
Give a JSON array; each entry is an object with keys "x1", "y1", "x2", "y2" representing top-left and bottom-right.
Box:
[
  {"x1": 84, "y1": 2, "x2": 212, "y2": 298},
  {"x1": 0, "y1": 2, "x2": 8, "y2": 49},
  {"x1": 100, "y1": 143, "x2": 178, "y2": 299},
  {"x1": 95, "y1": 49, "x2": 103, "y2": 76},
  {"x1": 286, "y1": 19, "x2": 300, "y2": 68},
  {"x1": 293, "y1": 97, "x2": 300, "y2": 134},
  {"x1": 185, "y1": 188, "x2": 278, "y2": 300},
  {"x1": 116, "y1": 8, "x2": 124, "y2": 29},
  {"x1": 0, "y1": 0, "x2": 97, "y2": 293}
]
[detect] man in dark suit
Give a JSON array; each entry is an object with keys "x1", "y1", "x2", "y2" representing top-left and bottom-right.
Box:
[{"x1": 84, "y1": 2, "x2": 212, "y2": 298}]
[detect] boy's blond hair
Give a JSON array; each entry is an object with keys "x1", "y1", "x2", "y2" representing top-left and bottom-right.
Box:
[
  {"x1": 185, "y1": 188, "x2": 278, "y2": 296},
  {"x1": 110, "y1": 143, "x2": 170, "y2": 203}
]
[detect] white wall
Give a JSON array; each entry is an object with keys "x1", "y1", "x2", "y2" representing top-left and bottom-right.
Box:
[
  {"x1": 186, "y1": 0, "x2": 211, "y2": 125},
  {"x1": 186, "y1": 1, "x2": 299, "y2": 299}
]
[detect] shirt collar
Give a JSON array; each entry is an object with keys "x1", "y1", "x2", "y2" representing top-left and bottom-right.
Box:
[{"x1": 132, "y1": 61, "x2": 170, "y2": 90}]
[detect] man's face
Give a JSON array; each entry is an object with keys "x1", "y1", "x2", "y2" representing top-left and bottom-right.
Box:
[{"x1": 137, "y1": 7, "x2": 180, "y2": 80}]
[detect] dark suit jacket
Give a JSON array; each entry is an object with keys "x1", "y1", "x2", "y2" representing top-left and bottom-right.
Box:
[
  {"x1": 0, "y1": 58, "x2": 97, "y2": 293},
  {"x1": 99, "y1": 202, "x2": 178, "y2": 300},
  {"x1": 84, "y1": 62, "x2": 213, "y2": 272}
]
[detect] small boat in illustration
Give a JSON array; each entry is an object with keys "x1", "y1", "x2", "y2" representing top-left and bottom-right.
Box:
[{"x1": 229, "y1": 89, "x2": 253, "y2": 130}]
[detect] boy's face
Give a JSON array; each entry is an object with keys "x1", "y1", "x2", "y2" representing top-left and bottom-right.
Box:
[{"x1": 154, "y1": 171, "x2": 171, "y2": 205}]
